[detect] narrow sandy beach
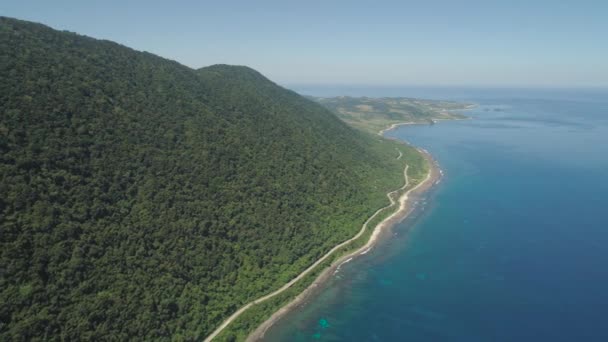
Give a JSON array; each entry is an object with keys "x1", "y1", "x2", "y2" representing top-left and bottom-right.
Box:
[
  {"x1": 204, "y1": 121, "x2": 442, "y2": 342},
  {"x1": 377, "y1": 122, "x2": 416, "y2": 136},
  {"x1": 246, "y1": 148, "x2": 440, "y2": 341}
]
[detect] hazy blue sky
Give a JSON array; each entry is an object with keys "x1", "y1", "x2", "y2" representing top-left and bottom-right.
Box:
[{"x1": 2, "y1": 0, "x2": 607, "y2": 87}]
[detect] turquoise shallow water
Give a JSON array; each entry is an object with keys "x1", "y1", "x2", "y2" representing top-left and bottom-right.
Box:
[{"x1": 264, "y1": 89, "x2": 608, "y2": 341}]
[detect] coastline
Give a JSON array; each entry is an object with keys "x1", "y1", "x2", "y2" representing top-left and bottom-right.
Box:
[
  {"x1": 207, "y1": 118, "x2": 450, "y2": 341},
  {"x1": 377, "y1": 104, "x2": 475, "y2": 137},
  {"x1": 246, "y1": 144, "x2": 441, "y2": 341},
  {"x1": 377, "y1": 122, "x2": 417, "y2": 136}
]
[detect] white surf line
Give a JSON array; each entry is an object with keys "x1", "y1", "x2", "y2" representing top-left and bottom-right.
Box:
[
  {"x1": 359, "y1": 247, "x2": 372, "y2": 255},
  {"x1": 249, "y1": 153, "x2": 436, "y2": 341},
  {"x1": 339, "y1": 257, "x2": 353, "y2": 266},
  {"x1": 248, "y1": 153, "x2": 436, "y2": 341},
  {"x1": 333, "y1": 257, "x2": 354, "y2": 275},
  {"x1": 204, "y1": 165, "x2": 412, "y2": 342}
]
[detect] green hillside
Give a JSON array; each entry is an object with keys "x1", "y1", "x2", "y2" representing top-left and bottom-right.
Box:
[{"x1": 0, "y1": 17, "x2": 425, "y2": 340}]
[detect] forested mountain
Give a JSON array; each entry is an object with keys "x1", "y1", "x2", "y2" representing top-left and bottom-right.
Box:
[{"x1": 0, "y1": 17, "x2": 407, "y2": 340}]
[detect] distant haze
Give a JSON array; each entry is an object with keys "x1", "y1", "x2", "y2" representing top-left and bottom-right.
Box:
[{"x1": 3, "y1": 0, "x2": 607, "y2": 87}]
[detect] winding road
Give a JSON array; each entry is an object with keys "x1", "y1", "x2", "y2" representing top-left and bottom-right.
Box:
[{"x1": 204, "y1": 154, "x2": 416, "y2": 341}]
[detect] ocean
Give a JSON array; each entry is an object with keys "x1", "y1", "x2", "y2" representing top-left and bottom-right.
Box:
[{"x1": 262, "y1": 87, "x2": 608, "y2": 341}]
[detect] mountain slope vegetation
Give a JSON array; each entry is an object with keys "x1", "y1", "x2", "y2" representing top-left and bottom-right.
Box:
[{"x1": 0, "y1": 17, "x2": 410, "y2": 340}]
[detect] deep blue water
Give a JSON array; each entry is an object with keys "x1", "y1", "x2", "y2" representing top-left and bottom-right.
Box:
[{"x1": 264, "y1": 89, "x2": 608, "y2": 341}]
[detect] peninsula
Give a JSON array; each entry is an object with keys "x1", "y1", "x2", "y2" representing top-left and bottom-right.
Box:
[{"x1": 312, "y1": 96, "x2": 472, "y2": 134}]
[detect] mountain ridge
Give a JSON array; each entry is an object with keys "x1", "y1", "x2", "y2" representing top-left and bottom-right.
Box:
[{"x1": 0, "y1": 16, "x2": 417, "y2": 340}]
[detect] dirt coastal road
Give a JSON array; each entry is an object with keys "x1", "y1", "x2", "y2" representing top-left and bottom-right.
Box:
[
  {"x1": 247, "y1": 150, "x2": 436, "y2": 341},
  {"x1": 205, "y1": 144, "x2": 438, "y2": 341},
  {"x1": 204, "y1": 159, "x2": 412, "y2": 341}
]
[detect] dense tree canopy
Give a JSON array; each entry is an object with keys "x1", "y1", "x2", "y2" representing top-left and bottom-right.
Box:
[{"x1": 0, "y1": 17, "x2": 407, "y2": 340}]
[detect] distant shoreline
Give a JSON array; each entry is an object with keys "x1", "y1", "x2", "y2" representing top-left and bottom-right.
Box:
[
  {"x1": 377, "y1": 122, "x2": 417, "y2": 136},
  {"x1": 377, "y1": 104, "x2": 476, "y2": 137},
  {"x1": 246, "y1": 137, "x2": 441, "y2": 341}
]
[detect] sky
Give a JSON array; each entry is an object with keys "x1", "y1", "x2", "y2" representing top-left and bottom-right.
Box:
[{"x1": 2, "y1": 0, "x2": 608, "y2": 87}]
